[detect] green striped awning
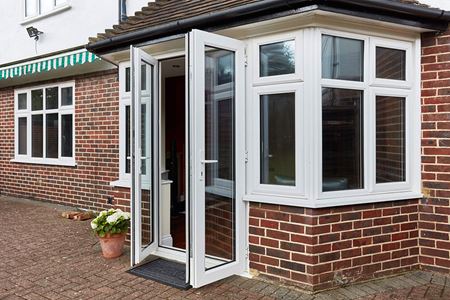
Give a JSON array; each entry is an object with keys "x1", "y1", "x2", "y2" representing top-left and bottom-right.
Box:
[{"x1": 0, "y1": 50, "x2": 100, "y2": 81}]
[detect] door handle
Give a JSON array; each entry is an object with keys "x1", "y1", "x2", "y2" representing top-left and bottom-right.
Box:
[{"x1": 201, "y1": 160, "x2": 218, "y2": 164}]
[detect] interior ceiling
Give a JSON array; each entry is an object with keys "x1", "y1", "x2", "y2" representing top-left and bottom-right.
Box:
[{"x1": 161, "y1": 57, "x2": 185, "y2": 78}]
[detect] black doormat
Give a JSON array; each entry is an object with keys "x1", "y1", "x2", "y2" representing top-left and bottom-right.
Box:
[{"x1": 128, "y1": 258, "x2": 191, "y2": 290}]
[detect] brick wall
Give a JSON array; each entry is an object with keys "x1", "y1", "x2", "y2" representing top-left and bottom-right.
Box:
[
  {"x1": 420, "y1": 28, "x2": 450, "y2": 273},
  {"x1": 0, "y1": 70, "x2": 130, "y2": 212},
  {"x1": 249, "y1": 200, "x2": 420, "y2": 291}
]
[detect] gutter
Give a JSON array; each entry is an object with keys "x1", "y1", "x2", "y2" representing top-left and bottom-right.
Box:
[{"x1": 87, "y1": 0, "x2": 450, "y2": 54}]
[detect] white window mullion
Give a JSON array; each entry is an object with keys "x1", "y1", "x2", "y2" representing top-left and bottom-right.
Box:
[{"x1": 13, "y1": 82, "x2": 75, "y2": 166}]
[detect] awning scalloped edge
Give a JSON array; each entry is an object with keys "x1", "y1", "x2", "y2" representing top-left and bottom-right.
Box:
[{"x1": 0, "y1": 50, "x2": 100, "y2": 81}]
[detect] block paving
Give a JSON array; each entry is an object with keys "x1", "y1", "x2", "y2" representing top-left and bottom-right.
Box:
[{"x1": 1, "y1": 195, "x2": 450, "y2": 299}]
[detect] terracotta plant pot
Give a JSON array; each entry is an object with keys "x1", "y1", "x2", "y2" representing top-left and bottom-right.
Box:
[{"x1": 98, "y1": 233, "x2": 126, "y2": 259}]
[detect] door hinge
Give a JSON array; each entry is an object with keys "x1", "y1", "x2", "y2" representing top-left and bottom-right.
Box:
[
  {"x1": 244, "y1": 49, "x2": 248, "y2": 67},
  {"x1": 245, "y1": 151, "x2": 249, "y2": 163}
]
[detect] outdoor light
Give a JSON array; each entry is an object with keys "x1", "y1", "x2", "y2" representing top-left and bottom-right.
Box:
[{"x1": 26, "y1": 26, "x2": 43, "y2": 41}]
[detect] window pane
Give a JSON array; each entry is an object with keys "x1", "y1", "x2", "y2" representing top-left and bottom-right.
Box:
[
  {"x1": 218, "y1": 99, "x2": 233, "y2": 180},
  {"x1": 46, "y1": 87, "x2": 58, "y2": 109},
  {"x1": 376, "y1": 96, "x2": 406, "y2": 183},
  {"x1": 260, "y1": 93, "x2": 295, "y2": 186},
  {"x1": 61, "y1": 87, "x2": 73, "y2": 106},
  {"x1": 18, "y1": 93, "x2": 27, "y2": 110},
  {"x1": 322, "y1": 88, "x2": 363, "y2": 192},
  {"x1": 46, "y1": 114, "x2": 58, "y2": 158},
  {"x1": 141, "y1": 103, "x2": 147, "y2": 175},
  {"x1": 125, "y1": 67, "x2": 131, "y2": 92},
  {"x1": 260, "y1": 40, "x2": 295, "y2": 77},
  {"x1": 41, "y1": 0, "x2": 54, "y2": 13},
  {"x1": 32, "y1": 115, "x2": 43, "y2": 157},
  {"x1": 322, "y1": 35, "x2": 364, "y2": 81},
  {"x1": 376, "y1": 47, "x2": 406, "y2": 80},
  {"x1": 31, "y1": 89, "x2": 43, "y2": 111},
  {"x1": 26, "y1": 0, "x2": 37, "y2": 17},
  {"x1": 125, "y1": 105, "x2": 131, "y2": 173},
  {"x1": 61, "y1": 114, "x2": 73, "y2": 157},
  {"x1": 18, "y1": 118, "x2": 27, "y2": 155},
  {"x1": 141, "y1": 65, "x2": 147, "y2": 91},
  {"x1": 218, "y1": 53, "x2": 233, "y2": 84}
]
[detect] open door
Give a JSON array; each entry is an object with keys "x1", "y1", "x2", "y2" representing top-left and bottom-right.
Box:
[
  {"x1": 130, "y1": 46, "x2": 160, "y2": 265},
  {"x1": 188, "y1": 29, "x2": 246, "y2": 288}
]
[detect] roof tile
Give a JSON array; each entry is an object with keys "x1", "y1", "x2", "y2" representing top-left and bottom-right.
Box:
[{"x1": 88, "y1": 0, "x2": 428, "y2": 44}]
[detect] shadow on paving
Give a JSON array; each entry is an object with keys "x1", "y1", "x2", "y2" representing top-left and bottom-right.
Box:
[{"x1": 1, "y1": 196, "x2": 450, "y2": 299}]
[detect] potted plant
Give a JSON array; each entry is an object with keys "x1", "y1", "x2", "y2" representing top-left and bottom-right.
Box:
[{"x1": 91, "y1": 208, "x2": 131, "y2": 259}]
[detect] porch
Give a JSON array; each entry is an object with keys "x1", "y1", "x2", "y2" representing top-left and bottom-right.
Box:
[{"x1": 0, "y1": 195, "x2": 448, "y2": 299}]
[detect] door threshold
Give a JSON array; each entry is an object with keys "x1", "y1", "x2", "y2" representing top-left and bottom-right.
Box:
[{"x1": 128, "y1": 256, "x2": 191, "y2": 290}]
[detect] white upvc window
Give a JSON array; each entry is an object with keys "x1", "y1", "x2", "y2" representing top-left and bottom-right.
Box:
[
  {"x1": 25, "y1": 0, "x2": 67, "y2": 18},
  {"x1": 245, "y1": 28, "x2": 421, "y2": 207},
  {"x1": 111, "y1": 62, "x2": 151, "y2": 189},
  {"x1": 13, "y1": 82, "x2": 75, "y2": 166}
]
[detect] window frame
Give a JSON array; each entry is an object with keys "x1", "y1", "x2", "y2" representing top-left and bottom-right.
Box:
[
  {"x1": 252, "y1": 31, "x2": 304, "y2": 86},
  {"x1": 112, "y1": 62, "x2": 152, "y2": 189},
  {"x1": 24, "y1": 0, "x2": 69, "y2": 20},
  {"x1": 370, "y1": 88, "x2": 413, "y2": 193},
  {"x1": 251, "y1": 83, "x2": 305, "y2": 198},
  {"x1": 13, "y1": 81, "x2": 76, "y2": 166},
  {"x1": 370, "y1": 37, "x2": 413, "y2": 89}
]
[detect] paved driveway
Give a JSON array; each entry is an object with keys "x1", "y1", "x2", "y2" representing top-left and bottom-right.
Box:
[{"x1": 1, "y1": 196, "x2": 450, "y2": 299}]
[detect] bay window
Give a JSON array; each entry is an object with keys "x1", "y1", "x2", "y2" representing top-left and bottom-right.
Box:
[
  {"x1": 14, "y1": 82, "x2": 75, "y2": 166},
  {"x1": 246, "y1": 28, "x2": 421, "y2": 207}
]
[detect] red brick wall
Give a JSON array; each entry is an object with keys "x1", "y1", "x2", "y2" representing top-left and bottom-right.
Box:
[
  {"x1": 0, "y1": 70, "x2": 130, "y2": 212},
  {"x1": 420, "y1": 28, "x2": 450, "y2": 273},
  {"x1": 249, "y1": 200, "x2": 420, "y2": 291}
]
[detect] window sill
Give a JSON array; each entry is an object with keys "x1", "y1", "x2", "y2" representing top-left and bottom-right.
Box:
[
  {"x1": 243, "y1": 191, "x2": 423, "y2": 208},
  {"x1": 11, "y1": 157, "x2": 77, "y2": 167},
  {"x1": 110, "y1": 179, "x2": 173, "y2": 190},
  {"x1": 21, "y1": 4, "x2": 71, "y2": 25}
]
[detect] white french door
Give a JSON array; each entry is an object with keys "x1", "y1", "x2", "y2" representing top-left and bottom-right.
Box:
[
  {"x1": 130, "y1": 46, "x2": 160, "y2": 265},
  {"x1": 188, "y1": 29, "x2": 246, "y2": 288}
]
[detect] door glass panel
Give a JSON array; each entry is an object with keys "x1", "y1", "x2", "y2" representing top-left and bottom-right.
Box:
[
  {"x1": 140, "y1": 61, "x2": 153, "y2": 249},
  {"x1": 204, "y1": 47, "x2": 235, "y2": 270}
]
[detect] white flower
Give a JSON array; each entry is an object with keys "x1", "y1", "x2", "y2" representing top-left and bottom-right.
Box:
[
  {"x1": 121, "y1": 212, "x2": 131, "y2": 220},
  {"x1": 90, "y1": 220, "x2": 97, "y2": 230},
  {"x1": 106, "y1": 212, "x2": 120, "y2": 224}
]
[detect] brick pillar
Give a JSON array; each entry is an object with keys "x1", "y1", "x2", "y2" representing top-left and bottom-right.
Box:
[{"x1": 421, "y1": 27, "x2": 450, "y2": 272}]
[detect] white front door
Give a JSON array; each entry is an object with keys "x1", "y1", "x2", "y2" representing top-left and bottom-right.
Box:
[
  {"x1": 188, "y1": 29, "x2": 246, "y2": 288},
  {"x1": 130, "y1": 46, "x2": 160, "y2": 265}
]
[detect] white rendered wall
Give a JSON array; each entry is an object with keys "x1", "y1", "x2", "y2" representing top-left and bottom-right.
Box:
[
  {"x1": 420, "y1": 0, "x2": 450, "y2": 10},
  {"x1": 0, "y1": 0, "x2": 152, "y2": 65}
]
